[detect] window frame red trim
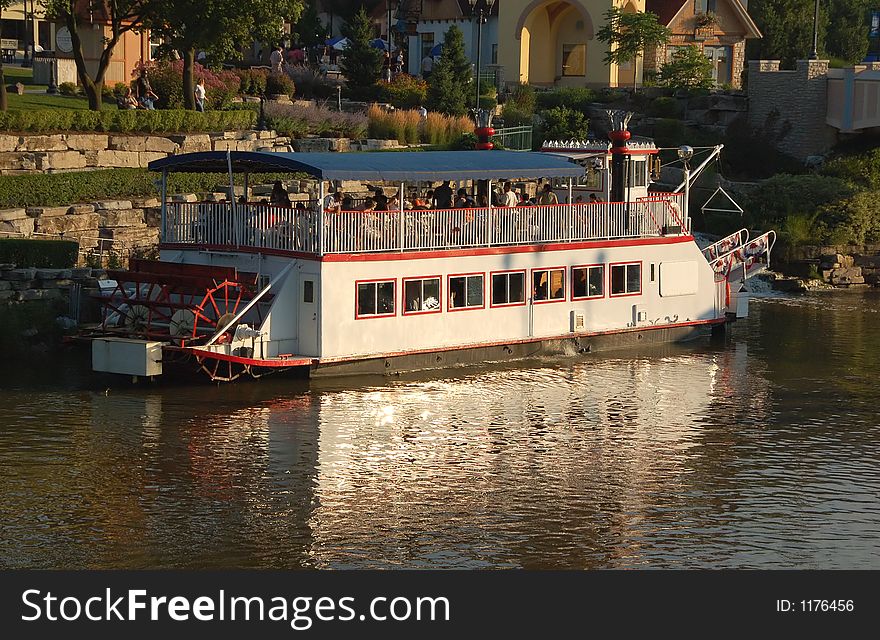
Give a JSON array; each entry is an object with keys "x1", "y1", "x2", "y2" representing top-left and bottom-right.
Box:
[
  {"x1": 447, "y1": 271, "x2": 486, "y2": 312},
  {"x1": 489, "y1": 269, "x2": 527, "y2": 308},
  {"x1": 354, "y1": 278, "x2": 397, "y2": 320},
  {"x1": 401, "y1": 275, "x2": 443, "y2": 316},
  {"x1": 530, "y1": 266, "x2": 567, "y2": 304},
  {"x1": 609, "y1": 261, "x2": 643, "y2": 298},
  {"x1": 571, "y1": 263, "x2": 606, "y2": 300}
]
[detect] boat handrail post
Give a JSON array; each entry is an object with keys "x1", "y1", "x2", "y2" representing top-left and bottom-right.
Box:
[
  {"x1": 399, "y1": 181, "x2": 405, "y2": 252},
  {"x1": 160, "y1": 169, "x2": 167, "y2": 243},
  {"x1": 318, "y1": 179, "x2": 325, "y2": 255},
  {"x1": 225, "y1": 150, "x2": 239, "y2": 248},
  {"x1": 567, "y1": 177, "x2": 573, "y2": 240},
  {"x1": 487, "y1": 178, "x2": 493, "y2": 246}
]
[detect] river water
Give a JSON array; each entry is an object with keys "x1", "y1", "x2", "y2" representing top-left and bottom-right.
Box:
[{"x1": 2, "y1": 291, "x2": 880, "y2": 569}]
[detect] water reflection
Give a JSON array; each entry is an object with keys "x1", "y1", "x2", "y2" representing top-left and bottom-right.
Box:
[{"x1": 1, "y1": 292, "x2": 879, "y2": 569}]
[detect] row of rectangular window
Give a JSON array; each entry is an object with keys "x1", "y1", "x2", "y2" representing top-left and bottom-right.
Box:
[{"x1": 355, "y1": 263, "x2": 642, "y2": 318}]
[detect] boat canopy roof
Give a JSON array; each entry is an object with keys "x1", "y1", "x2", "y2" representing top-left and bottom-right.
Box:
[{"x1": 148, "y1": 150, "x2": 585, "y2": 181}]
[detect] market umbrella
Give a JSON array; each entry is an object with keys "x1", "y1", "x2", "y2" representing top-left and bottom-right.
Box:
[
  {"x1": 370, "y1": 38, "x2": 396, "y2": 51},
  {"x1": 430, "y1": 43, "x2": 443, "y2": 57},
  {"x1": 327, "y1": 37, "x2": 350, "y2": 50}
]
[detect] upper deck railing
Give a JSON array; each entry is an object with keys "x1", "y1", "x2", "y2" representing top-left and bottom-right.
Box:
[{"x1": 162, "y1": 193, "x2": 688, "y2": 255}]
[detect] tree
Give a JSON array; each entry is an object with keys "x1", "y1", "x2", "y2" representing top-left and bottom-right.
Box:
[
  {"x1": 427, "y1": 24, "x2": 472, "y2": 116},
  {"x1": 0, "y1": 0, "x2": 12, "y2": 111},
  {"x1": 339, "y1": 6, "x2": 383, "y2": 97},
  {"x1": 42, "y1": 0, "x2": 155, "y2": 110},
  {"x1": 146, "y1": 0, "x2": 301, "y2": 110},
  {"x1": 747, "y1": 0, "x2": 824, "y2": 67},
  {"x1": 295, "y1": 1, "x2": 326, "y2": 48},
  {"x1": 596, "y1": 7, "x2": 670, "y2": 89},
  {"x1": 539, "y1": 106, "x2": 590, "y2": 141},
  {"x1": 658, "y1": 45, "x2": 715, "y2": 90},
  {"x1": 824, "y1": 0, "x2": 872, "y2": 63}
]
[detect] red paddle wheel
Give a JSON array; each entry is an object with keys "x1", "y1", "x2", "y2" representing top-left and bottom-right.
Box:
[{"x1": 96, "y1": 259, "x2": 265, "y2": 346}]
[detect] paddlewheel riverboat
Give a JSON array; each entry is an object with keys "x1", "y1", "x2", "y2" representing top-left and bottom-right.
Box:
[{"x1": 90, "y1": 123, "x2": 775, "y2": 381}]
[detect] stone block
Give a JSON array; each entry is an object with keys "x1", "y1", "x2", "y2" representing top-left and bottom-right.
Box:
[
  {"x1": 99, "y1": 210, "x2": 145, "y2": 227},
  {"x1": 17, "y1": 134, "x2": 67, "y2": 151},
  {"x1": 11, "y1": 279, "x2": 36, "y2": 290},
  {"x1": 328, "y1": 138, "x2": 351, "y2": 152},
  {"x1": 171, "y1": 193, "x2": 198, "y2": 203},
  {"x1": 292, "y1": 138, "x2": 331, "y2": 153},
  {"x1": 854, "y1": 255, "x2": 880, "y2": 269},
  {"x1": 35, "y1": 268, "x2": 63, "y2": 279},
  {"x1": 109, "y1": 135, "x2": 148, "y2": 152},
  {"x1": 0, "y1": 290, "x2": 13, "y2": 301},
  {"x1": 36, "y1": 213, "x2": 101, "y2": 235},
  {"x1": 93, "y1": 200, "x2": 133, "y2": 211},
  {"x1": 131, "y1": 197, "x2": 160, "y2": 208},
  {"x1": 0, "y1": 280, "x2": 10, "y2": 290},
  {"x1": 5, "y1": 268, "x2": 36, "y2": 281},
  {"x1": 143, "y1": 136, "x2": 179, "y2": 153},
  {"x1": 68, "y1": 204, "x2": 96, "y2": 215},
  {"x1": 70, "y1": 267, "x2": 92, "y2": 279},
  {"x1": 96, "y1": 150, "x2": 141, "y2": 168},
  {"x1": 26, "y1": 206, "x2": 70, "y2": 218},
  {"x1": 18, "y1": 288, "x2": 62, "y2": 301},
  {"x1": 169, "y1": 134, "x2": 212, "y2": 152},
  {"x1": 830, "y1": 267, "x2": 864, "y2": 285},
  {"x1": 65, "y1": 134, "x2": 109, "y2": 152},
  {"x1": 0, "y1": 208, "x2": 27, "y2": 222},
  {"x1": 139, "y1": 152, "x2": 167, "y2": 166},
  {"x1": 0, "y1": 135, "x2": 20, "y2": 152},
  {"x1": 144, "y1": 208, "x2": 161, "y2": 227},
  {"x1": 0, "y1": 153, "x2": 38, "y2": 171},
  {"x1": 0, "y1": 218, "x2": 34, "y2": 236},
  {"x1": 212, "y1": 139, "x2": 237, "y2": 151},
  {"x1": 44, "y1": 150, "x2": 88, "y2": 170}
]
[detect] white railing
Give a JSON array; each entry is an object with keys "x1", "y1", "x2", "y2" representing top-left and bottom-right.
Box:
[
  {"x1": 164, "y1": 197, "x2": 689, "y2": 255},
  {"x1": 703, "y1": 228, "x2": 749, "y2": 262}
]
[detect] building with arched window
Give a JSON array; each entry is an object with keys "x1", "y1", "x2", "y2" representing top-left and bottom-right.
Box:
[{"x1": 497, "y1": 0, "x2": 758, "y2": 88}]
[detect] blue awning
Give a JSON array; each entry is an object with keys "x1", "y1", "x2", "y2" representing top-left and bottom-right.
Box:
[{"x1": 148, "y1": 150, "x2": 585, "y2": 181}]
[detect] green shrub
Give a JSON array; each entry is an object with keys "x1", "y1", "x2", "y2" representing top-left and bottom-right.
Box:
[
  {"x1": 266, "y1": 72, "x2": 295, "y2": 97},
  {"x1": 140, "y1": 59, "x2": 241, "y2": 109},
  {"x1": 0, "y1": 109, "x2": 255, "y2": 134},
  {"x1": 820, "y1": 148, "x2": 880, "y2": 191},
  {"x1": 535, "y1": 87, "x2": 596, "y2": 112},
  {"x1": 58, "y1": 82, "x2": 80, "y2": 97},
  {"x1": 235, "y1": 68, "x2": 269, "y2": 96},
  {"x1": 814, "y1": 190, "x2": 880, "y2": 245},
  {"x1": 478, "y1": 95, "x2": 497, "y2": 111},
  {"x1": 647, "y1": 96, "x2": 682, "y2": 118},
  {"x1": 658, "y1": 45, "x2": 715, "y2": 90},
  {"x1": 0, "y1": 168, "x2": 295, "y2": 209},
  {"x1": 500, "y1": 103, "x2": 531, "y2": 127},
  {"x1": 0, "y1": 238, "x2": 79, "y2": 268},
  {"x1": 287, "y1": 65, "x2": 338, "y2": 100},
  {"x1": 745, "y1": 174, "x2": 855, "y2": 227},
  {"x1": 505, "y1": 83, "x2": 536, "y2": 115},
  {"x1": 538, "y1": 105, "x2": 589, "y2": 141},
  {"x1": 382, "y1": 73, "x2": 428, "y2": 109}
]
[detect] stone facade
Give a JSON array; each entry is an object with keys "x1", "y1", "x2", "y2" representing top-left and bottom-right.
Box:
[
  {"x1": 747, "y1": 59, "x2": 839, "y2": 160},
  {"x1": 0, "y1": 266, "x2": 106, "y2": 305}
]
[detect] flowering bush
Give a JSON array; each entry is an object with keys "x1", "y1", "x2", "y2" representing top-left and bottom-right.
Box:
[
  {"x1": 135, "y1": 60, "x2": 241, "y2": 109},
  {"x1": 264, "y1": 102, "x2": 368, "y2": 139}
]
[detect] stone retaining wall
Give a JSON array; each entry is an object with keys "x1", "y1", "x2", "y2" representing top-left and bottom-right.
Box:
[
  {"x1": 0, "y1": 265, "x2": 105, "y2": 305},
  {"x1": 0, "y1": 131, "x2": 404, "y2": 174}
]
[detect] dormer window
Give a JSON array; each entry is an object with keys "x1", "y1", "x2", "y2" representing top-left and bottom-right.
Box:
[{"x1": 694, "y1": 0, "x2": 716, "y2": 14}]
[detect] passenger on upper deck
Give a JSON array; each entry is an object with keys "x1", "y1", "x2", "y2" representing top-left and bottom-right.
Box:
[
  {"x1": 455, "y1": 188, "x2": 475, "y2": 208},
  {"x1": 433, "y1": 181, "x2": 454, "y2": 209},
  {"x1": 502, "y1": 182, "x2": 518, "y2": 207},
  {"x1": 270, "y1": 181, "x2": 291, "y2": 207},
  {"x1": 324, "y1": 191, "x2": 343, "y2": 212},
  {"x1": 537, "y1": 184, "x2": 558, "y2": 206}
]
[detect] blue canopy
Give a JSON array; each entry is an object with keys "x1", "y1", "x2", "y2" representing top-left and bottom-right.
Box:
[
  {"x1": 148, "y1": 151, "x2": 584, "y2": 181},
  {"x1": 430, "y1": 43, "x2": 442, "y2": 57}
]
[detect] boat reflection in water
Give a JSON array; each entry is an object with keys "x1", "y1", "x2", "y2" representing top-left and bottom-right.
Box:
[{"x1": 73, "y1": 341, "x2": 768, "y2": 569}]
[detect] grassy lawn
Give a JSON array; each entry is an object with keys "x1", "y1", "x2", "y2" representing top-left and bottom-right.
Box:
[
  {"x1": 2, "y1": 65, "x2": 41, "y2": 85},
  {"x1": 4, "y1": 92, "x2": 118, "y2": 111}
]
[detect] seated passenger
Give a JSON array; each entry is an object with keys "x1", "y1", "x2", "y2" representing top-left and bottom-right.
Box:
[{"x1": 270, "y1": 181, "x2": 291, "y2": 206}]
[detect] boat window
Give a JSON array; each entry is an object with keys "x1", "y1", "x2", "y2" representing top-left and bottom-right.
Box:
[
  {"x1": 572, "y1": 265, "x2": 604, "y2": 299},
  {"x1": 610, "y1": 263, "x2": 641, "y2": 296},
  {"x1": 627, "y1": 159, "x2": 647, "y2": 187},
  {"x1": 356, "y1": 280, "x2": 395, "y2": 318},
  {"x1": 403, "y1": 277, "x2": 441, "y2": 314},
  {"x1": 303, "y1": 280, "x2": 314, "y2": 303},
  {"x1": 533, "y1": 268, "x2": 565, "y2": 302},
  {"x1": 491, "y1": 271, "x2": 526, "y2": 306},
  {"x1": 449, "y1": 274, "x2": 484, "y2": 310}
]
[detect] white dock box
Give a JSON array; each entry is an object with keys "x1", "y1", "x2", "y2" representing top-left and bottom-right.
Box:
[{"x1": 92, "y1": 337, "x2": 163, "y2": 377}]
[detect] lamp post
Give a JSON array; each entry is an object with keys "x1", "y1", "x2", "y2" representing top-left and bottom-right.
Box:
[
  {"x1": 809, "y1": 0, "x2": 820, "y2": 59},
  {"x1": 467, "y1": 0, "x2": 496, "y2": 109}
]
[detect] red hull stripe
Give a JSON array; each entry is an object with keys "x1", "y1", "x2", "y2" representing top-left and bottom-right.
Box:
[{"x1": 160, "y1": 235, "x2": 694, "y2": 263}]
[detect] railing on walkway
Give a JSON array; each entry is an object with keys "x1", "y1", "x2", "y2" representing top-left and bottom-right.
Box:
[
  {"x1": 164, "y1": 193, "x2": 689, "y2": 256},
  {"x1": 491, "y1": 125, "x2": 532, "y2": 151}
]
